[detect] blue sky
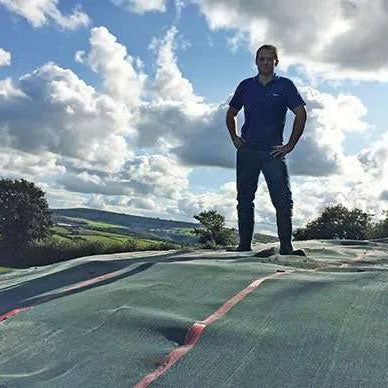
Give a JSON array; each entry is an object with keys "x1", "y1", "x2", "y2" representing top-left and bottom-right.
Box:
[{"x1": 1, "y1": 0, "x2": 387, "y2": 235}]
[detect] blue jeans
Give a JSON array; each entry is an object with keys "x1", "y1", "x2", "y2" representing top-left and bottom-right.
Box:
[{"x1": 236, "y1": 143, "x2": 293, "y2": 249}]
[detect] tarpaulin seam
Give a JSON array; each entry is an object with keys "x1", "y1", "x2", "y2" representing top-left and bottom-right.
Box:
[
  {"x1": 134, "y1": 270, "x2": 293, "y2": 387},
  {"x1": 0, "y1": 263, "x2": 149, "y2": 323}
]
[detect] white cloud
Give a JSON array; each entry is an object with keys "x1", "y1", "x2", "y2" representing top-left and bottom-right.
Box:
[
  {"x1": 83, "y1": 26, "x2": 147, "y2": 109},
  {"x1": 110, "y1": 0, "x2": 166, "y2": 14},
  {"x1": 118, "y1": 154, "x2": 191, "y2": 200},
  {"x1": 149, "y1": 26, "x2": 206, "y2": 114},
  {"x1": 195, "y1": 0, "x2": 388, "y2": 81},
  {"x1": 128, "y1": 197, "x2": 156, "y2": 210},
  {"x1": 0, "y1": 148, "x2": 65, "y2": 178},
  {"x1": 0, "y1": 78, "x2": 29, "y2": 99},
  {"x1": 0, "y1": 48, "x2": 11, "y2": 68},
  {"x1": 287, "y1": 86, "x2": 369, "y2": 176},
  {"x1": 52, "y1": 153, "x2": 193, "y2": 220},
  {"x1": 0, "y1": 0, "x2": 90, "y2": 30},
  {"x1": 74, "y1": 50, "x2": 85, "y2": 64},
  {"x1": 0, "y1": 62, "x2": 133, "y2": 173}
]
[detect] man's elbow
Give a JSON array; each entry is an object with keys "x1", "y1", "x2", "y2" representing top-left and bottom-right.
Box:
[
  {"x1": 294, "y1": 105, "x2": 307, "y2": 121},
  {"x1": 227, "y1": 107, "x2": 239, "y2": 117}
]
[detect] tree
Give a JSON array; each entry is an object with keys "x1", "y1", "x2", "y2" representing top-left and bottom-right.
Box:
[
  {"x1": 368, "y1": 210, "x2": 388, "y2": 239},
  {"x1": 0, "y1": 177, "x2": 53, "y2": 252},
  {"x1": 192, "y1": 210, "x2": 237, "y2": 246},
  {"x1": 293, "y1": 204, "x2": 372, "y2": 241}
]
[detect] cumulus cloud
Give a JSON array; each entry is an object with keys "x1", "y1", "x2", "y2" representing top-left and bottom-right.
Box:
[
  {"x1": 0, "y1": 148, "x2": 65, "y2": 178},
  {"x1": 287, "y1": 86, "x2": 369, "y2": 176},
  {"x1": 0, "y1": 62, "x2": 133, "y2": 173},
  {"x1": 0, "y1": 78, "x2": 29, "y2": 99},
  {"x1": 0, "y1": 27, "x2": 187, "y2": 219},
  {"x1": 81, "y1": 26, "x2": 147, "y2": 108},
  {"x1": 110, "y1": 0, "x2": 166, "y2": 14},
  {"x1": 148, "y1": 26, "x2": 206, "y2": 113},
  {"x1": 118, "y1": 154, "x2": 190, "y2": 200},
  {"x1": 0, "y1": 0, "x2": 90, "y2": 30},
  {"x1": 0, "y1": 48, "x2": 11, "y2": 68},
  {"x1": 54, "y1": 154, "x2": 193, "y2": 220},
  {"x1": 194, "y1": 0, "x2": 388, "y2": 81},
  {"x1": 57, "y1": 172, "x2": 129, "y2": 196},
  {"x1": 53, "y1": 153, "x2": 191, "y2": 209}
]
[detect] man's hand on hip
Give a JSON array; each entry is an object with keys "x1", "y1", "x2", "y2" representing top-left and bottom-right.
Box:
[
  {"x1": 233, "y1": 136, "x2": 245, "y2": 150},
  {"x1": 270, "y1": 143, "x2": 293, "y2": 158}
]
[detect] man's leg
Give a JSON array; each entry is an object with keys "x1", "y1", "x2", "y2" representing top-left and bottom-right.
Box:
[
  {"x1": 261, "y1": 152, "x2": 294, "y2": 253},
  {"x1": 235, "y1": 146, "x2": 261, "y2": 250}
]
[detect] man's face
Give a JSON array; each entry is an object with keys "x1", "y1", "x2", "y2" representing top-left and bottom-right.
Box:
[{"x1": 256, "y1": 48, "x2": 276, "y2": 76}]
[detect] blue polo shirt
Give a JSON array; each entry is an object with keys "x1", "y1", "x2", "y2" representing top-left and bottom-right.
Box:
[{"x1": 229, "y1": 74, "x2": 305, "y2": 150}]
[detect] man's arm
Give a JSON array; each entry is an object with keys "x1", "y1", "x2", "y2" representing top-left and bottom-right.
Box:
[
  {"x1": 270, "y1": 104, "x2": 307, "y2": 158},
  {"x1": 287, "y1": 104, "x2": 307, "y2": 149},
  {"x1": 226, "y1": 106, "x2": 244, "y2": 149}
]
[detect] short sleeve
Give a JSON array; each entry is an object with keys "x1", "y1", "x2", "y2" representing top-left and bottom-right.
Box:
[
  {"x1": 286, "y1": 80, "x2": 305, "y2": 110},
  {"x1": 229, "y1": 82, "x2": 244, "y2": 111}
]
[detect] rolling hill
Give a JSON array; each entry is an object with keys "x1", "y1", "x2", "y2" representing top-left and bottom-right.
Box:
[{"x1": 50, "y1": 208, "x2": 278, "y2": 244}]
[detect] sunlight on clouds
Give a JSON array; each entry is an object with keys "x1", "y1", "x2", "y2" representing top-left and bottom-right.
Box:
[
  {"x1": 313, "y1": 18, "x2": 352, "y2": 55},
  {"x1": 1, "y1": 62, "x2": 133, "y2": 173},
  {"x1": 0, "y1": 0, "x2": 90, "y2": 30},
  {"x1": 85, "y1": 26, "x2": 147, "y2": 109},
  {"x1": 195, "y1": 0, "x2": 388, "y2": 81},
  {"x1": 149, "y1": 26, "x2": 208, "y2": 116}
]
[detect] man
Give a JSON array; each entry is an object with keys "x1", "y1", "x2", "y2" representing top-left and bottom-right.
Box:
[{"x1": 226, "y1": 44, "x2": 307, "y2": 254}]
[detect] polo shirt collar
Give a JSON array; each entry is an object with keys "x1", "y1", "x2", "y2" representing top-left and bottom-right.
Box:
[{"x1": 256, "y1": 73, "x2": 279, "y2": 86}]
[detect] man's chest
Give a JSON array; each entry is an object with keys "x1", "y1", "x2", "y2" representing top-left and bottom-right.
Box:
[{"x1": 243, "y1": 83, "x2": 287, "y2": 111}]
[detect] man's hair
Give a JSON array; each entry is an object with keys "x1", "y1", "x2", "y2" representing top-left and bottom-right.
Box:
[{"x1": 255, "y1": 44, "x2": 279, "y2": 65}]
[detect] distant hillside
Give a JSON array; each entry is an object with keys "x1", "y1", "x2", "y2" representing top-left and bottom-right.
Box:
[
  {"x1": 51, "y1": 207, "x2": 201, "y2": 244},
  {"x1": 51, "y1": 208, "x2": 199, "y2": 230},
  {"x1": 50, "y1": 208, "x2": 278, "y2": 244}
]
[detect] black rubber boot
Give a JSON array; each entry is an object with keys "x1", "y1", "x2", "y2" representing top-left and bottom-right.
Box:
[
  {"x1": 236, "y1": 202, "x2": 254, "y2": 253},
  {"x1": 276, "y1": 210, "x2": 306, "y2": 256}
]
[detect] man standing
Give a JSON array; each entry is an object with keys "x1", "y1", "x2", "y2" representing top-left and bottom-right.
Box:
[{"x1": 226, "y1": 44, "x2": 307, "y2": 254}]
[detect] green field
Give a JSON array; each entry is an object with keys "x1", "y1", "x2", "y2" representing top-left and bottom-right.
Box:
[
  {"x1": 0, "y1": 216, "x2": 184, "y2": 269},
  {"x1": 0, "y1": 266, "x2": 12, "y2": 274}
]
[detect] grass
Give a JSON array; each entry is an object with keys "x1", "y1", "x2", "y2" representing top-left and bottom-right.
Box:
[
  {"x1": 0, "y1": 221, "x2": 188, "y2": 269},
  {"x1": 0, "y1": 266, "x2": 12, "y2": 274},
  {"x1": 84, "y1": 220, "x2": 131, "y2": 228}
]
